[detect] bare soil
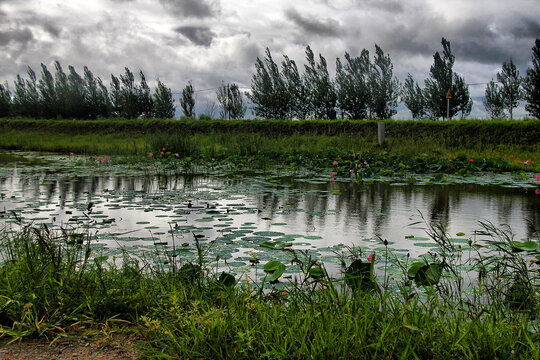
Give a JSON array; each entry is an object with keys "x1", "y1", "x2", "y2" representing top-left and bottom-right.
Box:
[{"x1": 0, "y1": 332, "x2": 142, "y2": 360}]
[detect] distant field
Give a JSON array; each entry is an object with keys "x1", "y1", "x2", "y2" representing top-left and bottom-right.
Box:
[{"x1": 0, "y1": 118, "x2": 538, "y2": 170}]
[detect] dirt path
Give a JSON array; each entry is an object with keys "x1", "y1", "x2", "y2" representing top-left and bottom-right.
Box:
[{"x1": 0, "y1": 333, "x2": 142, "y2": 360}]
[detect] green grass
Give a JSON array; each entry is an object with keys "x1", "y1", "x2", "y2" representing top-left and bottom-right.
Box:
[
  {"x1": 0, "y1": 221, "x2": 538, "y2": 359},
  {"x1": 0, "y1": 118, "x2": 539, "y2": 171}
]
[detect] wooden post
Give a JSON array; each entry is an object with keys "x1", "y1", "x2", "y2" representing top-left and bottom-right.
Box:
[{"x1": 378, "y1": 122, "x2": 385, "y2": 145}]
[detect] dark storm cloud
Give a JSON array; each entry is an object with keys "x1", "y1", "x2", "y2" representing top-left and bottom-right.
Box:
[
  {"x1": 174, "y1": 25, "x2": 215, "y2": 47},
  {"x1": 362, "y1": 0, "x2": 404, "y2": 13},
  {"x1": 452, "y1": 40, "x2": 516, "y2": 64},
  {"x1": 42, "y1": 22, "x2": 61, "y2": 38},
  {"x1": 285, "y1": 7, "x2": 341, "y2": 37},
  {"x1": 510, "y1": 18, "x2": 540, "y2": 38},
  {"x1": 160, "y1": 0, "x2": 217, "y2": 18},
  {"x1": 0, "y1": 28, "x2": 33, "y2": 46}
]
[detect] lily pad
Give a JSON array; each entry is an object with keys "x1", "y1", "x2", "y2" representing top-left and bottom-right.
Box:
[{"x1": 511, "y1": 240, "x2": 539, "y2": 252}]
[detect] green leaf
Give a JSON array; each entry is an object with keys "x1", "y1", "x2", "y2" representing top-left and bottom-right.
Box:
[
  {"x1": 344, "y1": 259, "x2": 371, "y2": 290},
  {"x1": 511, "y1": 240, "x2": 538, "y2": 252},
  {"x1": 264, "y1": 260, "x2": 283, "y2": 272},
  {"x1": 413, "y1": 263, "x2": 443, "y2": 286},
  {"x1": 309, "y1": 267, "x2": 325, "y2": 279},
  {"x1": 218, "y1": 272, "x2": 236, "y2": 287},
  {"x1": 267, "y1": 264, "x2": 286, "y2": 282}
]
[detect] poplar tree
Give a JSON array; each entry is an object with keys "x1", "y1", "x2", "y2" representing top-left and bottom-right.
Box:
[
  {"x1": 497, "y1": 59, "x2": 523, "y2": 120},
  {"x1": 84, "y1": 66, "x2": 109, "y2": 119},
  {"x1": 12, "y1": 67, "x2": 40, "y2": 117},
  {"x1": 0, "y1": 82, "x2": 10, "y2": 117},
  {"x1": 180, "y1": 81, "x2": 195, "y2": 118},
  {"x1": 335, "y1": 50, "x2": 371, "y2": 119},
  {"x1": 38, "y1": 63, "x2": 56, "y2": 118},
  {"x1": 137, "y1": 71, "x2": 153, "y2": 118},
  {"x1": 153, "y1": 80, "x2": 175, "y2": 119},
  {"x1": 119, "y1": 67, "x2": 138, "y2": 118},
  {"x1": 109, "y1": 74, "x2": 122, "y2": 117},
  {"x1": 424, "y1": 38, "x2": 471, "y2": 119},
  {"x1": 483, "y1": 80, "x2": 505, "y2": 119},
  {"x1": 247, "y1": 48, "x2": 288, "y2": 119},
  {"x1": 66, "y1": 65, "x2": 86, "y2": 118},
  {"x1": 304, "y1": 46, "x2": 336, "y2": 119},
  {"x1": 523, "y1": 39, "x2": 540, "y2": 118},
  {"x1": 369, "y1": 44, "x2": 399, "y2": 119},
  {"x1": 281, "y1": 55, "x2": 309, "y2": 119},
  {"x1": 217, "y1": 82, "x2": 246, "y2": 120},
  {"x1": 54, "y1": 61, "x2": 69, "y2": 118},
  {"x1": 402, "y1": 74, "x2": 425, "y2": 119}
]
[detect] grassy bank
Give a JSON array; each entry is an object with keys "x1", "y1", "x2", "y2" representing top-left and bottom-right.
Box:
[
  {"x1": 0, "y1": 118, "x2": 539, "y2": 173},
  {"x1": 0, "y1": 221, "x2": 538, "y2": 359}
]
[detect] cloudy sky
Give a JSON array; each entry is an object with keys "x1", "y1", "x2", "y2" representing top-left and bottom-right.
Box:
[{"x1": 1, "y1": 0, "x2": 538, "y2": 118}]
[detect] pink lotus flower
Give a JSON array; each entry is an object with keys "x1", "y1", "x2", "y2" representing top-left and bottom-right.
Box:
[
  {"x1": 211, "y1": 158, "x2": 215, "y2": 162},
  {"x1": 536, "y1": 174, "x2": 540, "y2": 181},
  {"x1": 330, "y1": 171, "x2": 335, "y2": 176},
  {"x1": 135, "y1": 163, "x2": 140, "y2": 167},
  {"x1": 89, "y1": 166, "x2": 94, "y2": 168},
  {"x1": 175, "y1": 153, "x2": 179, "y2": 157},
  {"x1": 202, "y1": 160, "x2": 206, "y2": 164},
  {"x1": 358, "y1": 163, "x2": 362, "y2": 168},
  {"x1": 247, "y1": 158, "x2": 252, "y2": 162},
  {"x1": 524, "y1": 160, "x2": 531, "y2": 165},
  {"x1": 536, "y1": 189, "x2": 540, "y2": 195},
  {"x1": 162, "y1": 147, "x2": 166, "y2": 151},
  {"x1": 367, "y1": 254, "x2": 379, "y2": 262},
  {"x1": 29, "y1": 153, "x2": 32, "y2": 156},
  {"x1": 349, "y1": 169, "x2": 354, "y2": 174},
  {"x1": 150, "y1": 166, "x2": 155, "y2": 170},
  {"x1": 160, "y1": 151, "x2": 164, "y2": 155},
  {"x1": 469, "y1": 158, "x2": 474, "y2": 162},
  {"x1": 149, "y1": 153, "x2": 153, "y2": 157},
  {"x1": 364, "y1": 161, "x2": 368, "y2": 165},
  {"x1": 332, "y1": 160, "x2": 338, "y2": 165},
  {"x1": 69, "y1": 152, "x2": 74, "y2": 156}
]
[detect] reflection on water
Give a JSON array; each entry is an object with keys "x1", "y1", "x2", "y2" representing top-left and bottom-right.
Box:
[{"x1": 0, "y1": 171, "x2": 538, "y2": 258}]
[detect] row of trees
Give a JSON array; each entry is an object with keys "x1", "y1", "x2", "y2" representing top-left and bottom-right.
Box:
[
  {"x1": 248, "y1": 39, "x2": 473, "y2": 120},
  {"x1": 248, "y1": 44, "x2": 401, "y2": 120},
  {"x1": 0, "y1": 38, "x2": 539, "y2": 120},
  {"x1": 483, "y1": 39, "x2": 540, "y2": 119},
  {"x1": 0, "y1": 62, "x2": 176, "y2": 119},
  {"x1": 0, "y1": 62, "x2": 246, "y2": 120}
]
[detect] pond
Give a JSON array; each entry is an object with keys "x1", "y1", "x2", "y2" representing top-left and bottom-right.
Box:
[{"x1": 1, "y1": 159, "x2": 538, "y2": 281}]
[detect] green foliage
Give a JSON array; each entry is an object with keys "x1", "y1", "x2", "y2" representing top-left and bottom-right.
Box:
[
  {"x1": 247, "y1": 48, "x2": 289, "y2": 119},
  {"x1": 179, "y1": 81, "x2": 194, "y2": 118},
  {"x1": 0, "y1": 221, "x2": 538, "y2": 359},
  {"x1": 524, "y1": 38, "x2": 540, "y2": 119},
  {"x1": 497, "y1": 59, "x2": 524, "y2": 120},
  {"x1": 483, "y1": 80, "x2": 506, "y2": 119},
  {"x1": 153, "y1": 80, "x2": 175, "y2": 119},
  {"x1": 304, "y1": 46, "x2": 337, "y2": 119},
  {"x1": 402, "y1": 73, "x2": 426, "y2": 119},
  {"x1": 424, "y1": 38, "x2": 472, "y2": 119},
  {"x1": 216, "y1": 82, "x2": 246, "y2": 119},
  {"x1": 281, "y1": 55, "x2": 310, "y2": 119},
  {"x1": 369, "y1": 44, "x2": 400, "y2": 119},
  {"x1": 336, "y1": 50, "x2": 371, "y2": 119},
  {"x1": 0, "y1": 81, "x2": 10, "y2": 117}
]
